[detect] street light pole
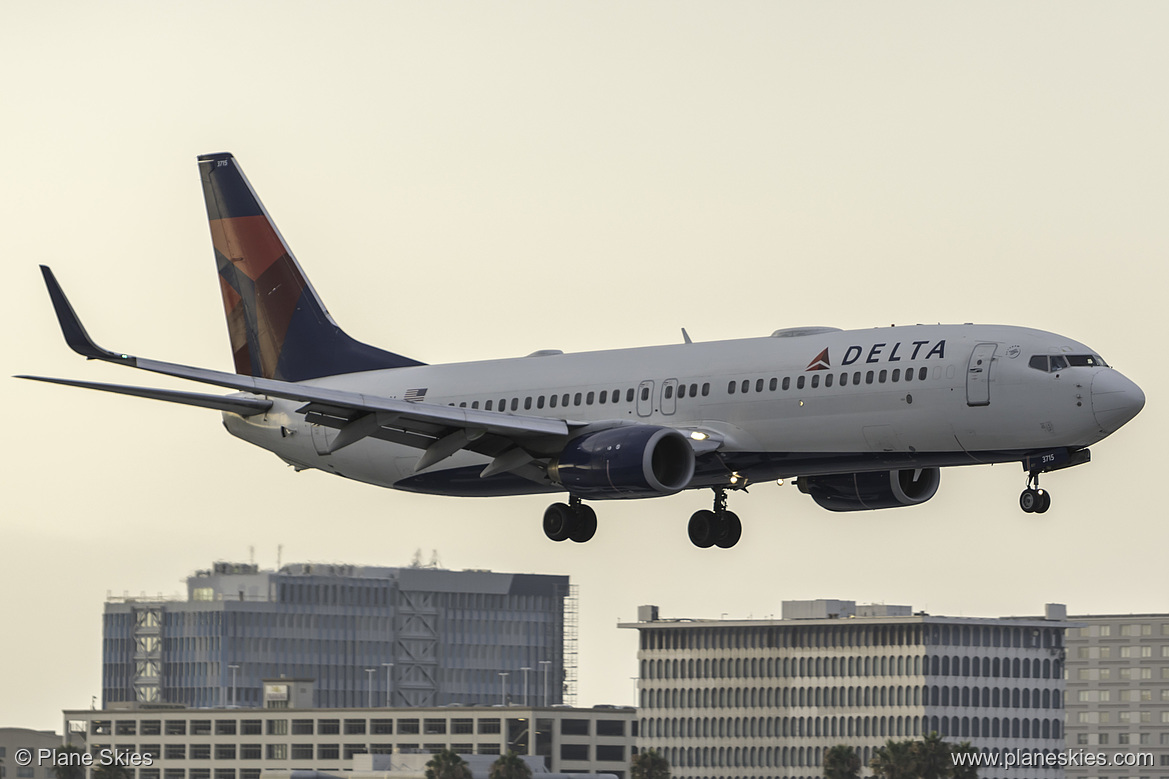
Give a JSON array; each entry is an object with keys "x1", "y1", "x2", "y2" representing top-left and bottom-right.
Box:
[
  {"x1": 520, "y1": 667, "x2": 531, "y2": 707},
  {"x1": 499, "y1": 672, "x2": 509, "y2": 706},
  {"x1": 228, "y1": 664, "x2": 239, "y2": 708},
  {"x1": 382, "y1": 662, "x2": 394, "y2": 708},
  {"x1": 365, "y1": 668, "x2": 375, "y2": 709},
  {"x1": 539, "y1": 660, "x2": 551, "y2": 707}
]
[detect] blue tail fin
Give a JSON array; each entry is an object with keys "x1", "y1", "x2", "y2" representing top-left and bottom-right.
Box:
[{"x1": 198, "y1": 152, "x2": 424, "y2": 381}]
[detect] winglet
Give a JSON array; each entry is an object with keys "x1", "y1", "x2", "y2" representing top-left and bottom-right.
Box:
[{"x1": 39, "y1": 265, "x2": 136, "y2": 365}]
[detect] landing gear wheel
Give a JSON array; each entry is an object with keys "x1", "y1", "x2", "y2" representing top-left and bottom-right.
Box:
[
  {"x1": 570, "y1": 505, "x2": 597, "y2": 542},
  {"x1": 1019, "y1": 488, "x2": 1040, "y2": 513},
  {"x1": 543, "y1": 503, "x2": 575, "y2": 541},
  {"x1": 688, "y1": 510, "x2": 718, "y2": 548},
  {"x1": 1035, "y1": 490, "x2": 1051, "y2": 514},
  {"x1": 715, "y1": 511, "x2": 742, "y2": 549}
]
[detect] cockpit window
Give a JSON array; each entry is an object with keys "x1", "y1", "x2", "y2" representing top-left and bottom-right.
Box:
[{"x1": 1029, "y1": 354, "x2": 1107, "y2": 372}]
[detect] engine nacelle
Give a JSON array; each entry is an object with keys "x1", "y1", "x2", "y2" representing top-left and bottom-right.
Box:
[
  {"x1": 548, "y1": 426, "x2": 696, "y2": 498},
  {"x1": 798, "y1": 468, "x2": 941, "y2": 512}
]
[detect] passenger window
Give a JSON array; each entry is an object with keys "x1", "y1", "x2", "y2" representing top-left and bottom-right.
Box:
[
  {"x1": 511, "y1": 398, "x2": 519, "y2": 411},
  {"x1": 537, "y1": 396, "x2": 545, "y2": 409},
  {"x1": 613, "y1": 389, "x2": 621, "y2": 402},
  {"x1": 663, "y1": 386, "x2": 672, "y2": 400},
  {"x1": 472, "y1": 401, "x2": 479, "y2": 409},
  {"x1": 627, "y1": 388, "x2": 635, "y2": 402},
  {"x1": 797, "y1": 376, "x2": 805, "y2": 390},
  {"x1": 879, "y1": 370, "x2": 887, "y2": 383},
  {"x1": 854, "y1": 372, "x2": 862, "y2": 385},
  {"x1": 690, "y1": 384, "x2": 698, "y2": 397},
  {"x1": 640, "y1": 387, "x2": 649, "y2": 401},
  {"x1": 599, "y1": 390, "x2": 608, "y2": 404},
  {"x1": 741, "y1": 379, "x2": 749, "y2": 394},
  {"x1": 811, "y1": 374, "x2": 820, "y2": 389},
  {"x1": 728, "y1": 381, "x2": 737, "y2": 395},
  {"x1": 524, "y1": 397, "x2": 532, "y2": 410},
  {"x1": 562, "y1": 393, "x2": 570, "y2": 406},
  {"x1": 459, "y1": 401, "x2": 466, "y2": 407},
  {"x1": 550, "y1": 394, "x2": 558, "y2": 408},
  {"x1": 755, "y1": 379, "x2": 764, "y2": 393},
  {"x1": 586, "y1": 391, "x2": 594, "y2": 405},
  {"x1": 865, "y1": 371, "x2": 874, "y2": 385},
  {"x1": 769, "y1": 378, "x2": 777, "y2": 391},
  {"x1": 782, "y1": 377, "x2": 790, "y2": 391},
  {"x1": 701, "y1": 383, "x2": 710, "y2": 397},
  {"x1": 485, "y1": 400, "x2": 493, "y2": 411},
  {"x1": 574, "y1": 393, "x2": 582, "y2": 406},
  {"x1": 825, "y1": 373, "x2": 834, "y2": 387},
  {"x1": 918, "y1": 367, "x2": 927, "y2": 380},
  {"x1": 891, "y1": 369, "x2": 900, "y2": 382},
  {"x1": 904, "y1": 368, "x2": 913, "y2": 382},
  {"x1": 499, "y1": 398, "x2": 506, "y2": 410},
  {"x1": 839, "y1": 373, "x2": 847, "y2": 386}
]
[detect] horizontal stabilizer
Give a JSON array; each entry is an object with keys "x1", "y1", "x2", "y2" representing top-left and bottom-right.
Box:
[{"x1": 16, "y1": 376, "x2": 273, "y2": 417}]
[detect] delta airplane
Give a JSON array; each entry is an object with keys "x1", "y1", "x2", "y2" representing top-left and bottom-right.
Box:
[{"x1": 20, "y1": 153, "x2": 1145, "y2": 549}]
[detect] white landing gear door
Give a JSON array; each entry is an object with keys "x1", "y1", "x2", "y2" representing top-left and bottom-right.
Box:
[{"x1": 966, "y1": 343, "x2": 997, "y2": 407}]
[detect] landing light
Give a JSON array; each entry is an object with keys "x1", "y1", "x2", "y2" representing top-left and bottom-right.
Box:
[
  {"x1": 689, "y1": 431, "x2": 709, "y2": 441},
  {"x1": 729, "y1": 472, "x2": 742, "y2": 484}
]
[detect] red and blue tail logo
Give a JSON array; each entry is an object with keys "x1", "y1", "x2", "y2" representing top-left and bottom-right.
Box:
[{"x1": 198, "y1": 153, "x2": 422, "y2": 381}]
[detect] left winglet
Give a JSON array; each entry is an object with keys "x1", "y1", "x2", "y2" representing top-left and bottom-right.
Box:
[{"x1": 39, "y1": 265, "x2": 136, "y2": 365}]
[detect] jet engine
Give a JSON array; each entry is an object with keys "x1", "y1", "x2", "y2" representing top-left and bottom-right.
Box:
[
  {"x1": 548, "y1": 425, "x2": 695, "y2": 498},
  {"x1": 798, "y1": 468, "x2": 941, "y2": 512}
]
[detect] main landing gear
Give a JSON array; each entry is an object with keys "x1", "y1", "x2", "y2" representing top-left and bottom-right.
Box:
[
  {"x1": 687, "y1": 487, "x2": 742, "y2": 549},
  {"x1": 1019, "y1": 471, "x2": 1051, "y2": 514},
  {"x1": 543, "y1": 496, "x2": 597, "y2": 543}
]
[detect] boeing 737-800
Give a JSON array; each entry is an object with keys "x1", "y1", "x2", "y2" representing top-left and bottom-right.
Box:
[{"x1": 20, "y1": 153, "x2": 1146, "y2": 549}]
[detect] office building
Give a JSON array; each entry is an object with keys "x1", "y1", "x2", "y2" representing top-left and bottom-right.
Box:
[
  {"x1": 1063, "y1": 612, "x2": 1169, "y2": 779},
  {"x1": 102, "y1": 561, "x2": 573, "y2": 709},
  {"x1": 622, "y1": 600, "x2": 1070, "y2": 779},
  {"x1": 62, "y1": 701, "x2": 635, "y2": 779},
  {"x1": 0, "y1": 729, "x2": 62, "y2": 779}
]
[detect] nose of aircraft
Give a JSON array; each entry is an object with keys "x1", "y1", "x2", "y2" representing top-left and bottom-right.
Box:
[{"x1": 1091, "y1": 370, "x2": 1145, "y2": 434}]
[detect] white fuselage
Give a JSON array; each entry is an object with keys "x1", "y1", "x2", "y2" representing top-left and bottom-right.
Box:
[{"x1": 222, "y1": 323, "x2": 1141, "y2": 496}]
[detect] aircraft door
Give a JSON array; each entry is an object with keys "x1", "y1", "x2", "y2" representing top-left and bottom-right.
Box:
[
  {"x1": 636, "y1": 380, "x2": 655, "y2": 417},
  {"x1": 661, "y1": 379, "x2": 679, "y2": 415},
  {"x1": 966, "y1": 343, "x2": 997, "y2": 406}
]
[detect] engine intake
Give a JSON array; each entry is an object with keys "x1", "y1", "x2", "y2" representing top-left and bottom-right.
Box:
[
  {"x1": 799, "y1": 468, "x2": 941, "y2": 512},
  {"x1": 549, "y1": 425, "x2": 695, "y2": 498}
]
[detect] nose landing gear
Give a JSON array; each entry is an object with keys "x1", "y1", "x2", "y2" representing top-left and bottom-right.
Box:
[
  {"x1": 543, "y1": 495, "x2": 597, "y2": 543},
  {"x1": 1019, "y1": 472, "x2": 1051, "y2": 514},
  {"x1": 687, "y1": 487, "x2": 743, "y2": 549}
]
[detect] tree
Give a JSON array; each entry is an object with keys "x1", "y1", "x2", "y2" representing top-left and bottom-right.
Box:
[
  {"x1": 52, "y1": 747, "x2": 86, "y2": 779},
  {"x1": 488, "y1": 751, "x2": 533, "y2": 779},
  {"x1": 912, "y1": 731, "x2": 952, "y2": 779},
  {"x1": 630, "y1": 749, "x2": 671, "y2": 779},
  {"x1": 823, "y1": 744, "x2": 861, "y2": 779},
  {"x1": 869, "y1": 739, "x2": 917, "y2": 779},
  {"x1": 425, "y1": 749, "x2": 472, "y2": 779},
  {"x1": 949, "y1": 741, "x2": 980, "y2": 779}
]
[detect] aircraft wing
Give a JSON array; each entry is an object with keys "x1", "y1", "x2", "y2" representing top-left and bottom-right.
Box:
[{"x1": 26, "y1": 265, "x2": 578, "y2": 477}]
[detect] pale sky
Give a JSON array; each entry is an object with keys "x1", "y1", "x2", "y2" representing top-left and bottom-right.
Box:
[{"x1": 3, "y1": 2, "x2": 1167, "y2": 733}]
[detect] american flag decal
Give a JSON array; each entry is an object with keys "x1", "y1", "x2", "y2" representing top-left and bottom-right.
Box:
[{"x1": 404, "y1": 388, "x2": 428, "y2": 402}]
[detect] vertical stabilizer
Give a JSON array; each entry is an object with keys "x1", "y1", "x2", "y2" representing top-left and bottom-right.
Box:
[{"x1": 198, "y1": 153, "x2": 423, "y2": 381}]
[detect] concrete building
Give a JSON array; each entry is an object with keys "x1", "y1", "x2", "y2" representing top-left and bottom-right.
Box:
[
  {"x1": 621, "y1": 601, "x2": 1070, "y2": 779},
  {"x1": 0, "y1": 729, "x2": 62, "y2": 779},
  {"x1": 1063, "y1": 613, "x2": 1169, "y2": 779},
  {"x1": 103, "y1": 561, "x2": 574, "y2": 709},
  {"x1": 62, "y1": 702, "x2": 635, "y2": 779}
]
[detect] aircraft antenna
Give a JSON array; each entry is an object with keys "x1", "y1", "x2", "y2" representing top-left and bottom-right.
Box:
[{"x1": 681, "y1": 328, "x2": 693, "y2": 344}]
